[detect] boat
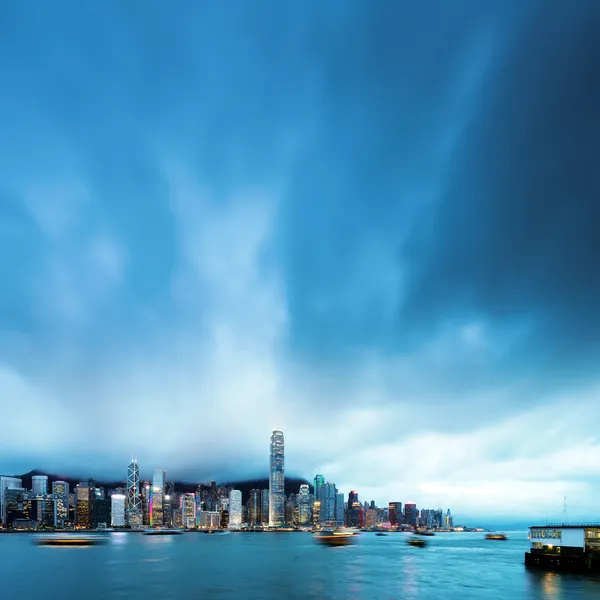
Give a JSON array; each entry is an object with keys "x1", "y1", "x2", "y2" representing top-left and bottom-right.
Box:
[
  {"x1": 415, "y1": 530, "x2": 435, "y2": 536},
  {"x1": 486, "y1": 533, "x2": 508, "y2": 541},
  {"x1": 143, "y1": 528, "x2": 184, "y2": 535},
  {"x1": 376, "y1": 532, "x2": 388, "y2": 537},
  {"x1": 36, "y1": 536, "x2": 106, "y2": 547},
  {"x1": 314, "y1": 530, "x2": 356, "y2": 547},
  {"x1": 407, "y1": 537, "x2": 426, "y2": 547}
]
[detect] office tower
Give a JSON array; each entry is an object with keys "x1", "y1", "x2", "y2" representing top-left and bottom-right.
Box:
[
  {"x1": 163, "y1": 493, "x2": 173, "y2": 528},
  {"x1": 269, "y1": 430, "x2": 285, "y2": 527},
  {"x1": 150, "y1": 469, "x2": 166, "y2": 527},
  {"x1": 365, "y1": 509, "x2": 377, "y2": 528},
  {"x1": 111, "y1": 494, "x2": 126, "y2": 527},
  {"x1": 31, "y1": 475, "x2": 48, "y2": 496},
  {"x1": 298, "y1": 484, "x2": 311, "y2": 526},
  {"x1": 93, "y1": 497, "x2": 111, "y2": 528},
  {"x1": 346, "y1": 491, "x2": 361, "y2": 527},
  {"x1": 3, "y1": 487, "x2": 27, "y2": 526},
  {"x1": 321, "y1": 483, "x2": 337, "y2": 524},
  {"x1": 1, "y1": 477, "x2": 22, "y2": 524},
  {"x1": 75, "y1": 483, "x2": 92, "y2": 528},
  {"x1": 313, "y1": 474, "x2": 325, "y2": 503},
  {"x1": 126, "y1": 460, "x2": 142, "y2": 527},
  {"x1": 52, "y1": 481, "x2": 69, "y2": 528},
  {"x1": 445, "y1": 509, "x2": 453, "y2": 528},
  {"x1": 285, "y1": 493, "x2": 297, "y2": 526},
  {"x1": 229, "y1": 490, "x2": 242, "y2": 529},
  {"x1": 248, "y1": 489, "x2": 262, "y2": 526},
  {"x1": 198, "y1": 511, "x2": 221, "y2": 530},
  {"x1": 388, "y1": 502, "x2": 402, "y2": 527},
  {"x1": 335, "y1": 493, "x2": 345, "y2": 527},
  {"x1": 183, "y1": 493, "x2": 196, "y2": 529},
  {"x1": 404, "y1": 503, "x2": 418, "y2": 527},
  {"x1": 261, "y1": 489, "x2": 269, "y2": 524}
]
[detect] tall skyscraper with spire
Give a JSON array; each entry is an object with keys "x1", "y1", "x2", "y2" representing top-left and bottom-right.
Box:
[
  {"x1": 126, "y1": 459, "x2": 142, "y2": 528},
  {"x1": 269, "y1": 429, "x2": 285, "y2": 527}
]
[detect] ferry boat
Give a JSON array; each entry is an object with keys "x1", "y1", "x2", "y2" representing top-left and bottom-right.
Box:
[
  {"x1": 407, "y1": 537, "x2": 426, "y2": 547},
  {"x1": 486, "y1": 533, "x2": 508, "y2": 540},
  {"x1": 525, "y1": 523, "x2": 600, "y2": 572},
  {"x1": 314, "y1": 530, "x2": 356, "y2": 547},
  {"x1": 35, "y1": 535, "x2": 106, "y2": 547},
  {"x1": 375, "y1": 532, "x2": 388, "y2": 537},
  {"x1": 415, "y1": 530, "x2": 435, "y2": 536},
  {"x1": 143, "y1": 528, "x2": 184, "y2": 535}
]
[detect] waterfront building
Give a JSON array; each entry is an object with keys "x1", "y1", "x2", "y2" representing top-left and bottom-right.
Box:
[
  {"x1": 75, "y1": 483, "x2": 92, "y2": 529},
  {"x1": 93, "y1": 498, "x2": 111, "y2": 528},
  {"x1": 321, "y1": 483, "x2": 337, "y2": 524},
  {"x1": 3, "y1": 488, "x2": 27, "y2": 526},
  {"x1": 182, "y1": 493, "x2": 196, "y2": 528},
  {"x1": 285, "y1": 493, "x2": 297, "y2": 526},
  {"x1": 298, "y1": 484, "x2": 311, "y2": 526},
  {"x1": 404, "y1": 503, "x2": 418, "y2": 527},
  {"x1": 50, "y1": 481, "x2": 69, "y2": 528},
  {"x1": 163, "y1": 493, "x2": 173, "y2": 528},
  {"x1": 346, "y1": 491, "x2": 361, "y2": 527},
  {"x1": 445, "y1": 509, "x2": 453, "y2": 529},
  {"x1": 150, "y1": 469, "x2": 166, "y2": 527},
  {"x1": 335, "y1": 493, "x2": 345, "y2": 527},
  {"x1": 126, "y1": 460, "x2": 142, "y2": 528},
  {"x1": 32, "y1": 475, "x2": 48, "y2": 496},
  {"x1": 526, "y1": 524, "x2": 600, "y2": 572},
  {"x1": 389, "y1": 502, "x2": 402, "y2": 527},
  {"x1": 312, "y1": 500, "x2": 321, "y2": 524},
  {"x1": 111, "y1": 494, "x2": 126, "y2": 527},
  {"x1": 261, "y1": 489, "x2": 269, "y2": 524},
  {"x1": 229, "y1": 490, "x2": 242, "y2": 529},
  {"x1": 1, "y1": 476, "x2": 22, "y2": 524},
  {"x1": 248, "y1": 489, "x2": 262, "y2": 526},
  {"x1": 365, "y1": 509, "x2": 378, "y2": 528},
  {"x1": 269, "y1": 430, "x2": 285, "y2": 527},
  {"x1": 197, "y1": 510, "x2": 221, "y2": 530}
]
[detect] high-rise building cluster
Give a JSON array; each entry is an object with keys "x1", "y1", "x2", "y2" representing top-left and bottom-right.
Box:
[{"x1": 0, "y1": 431, "x2": 456, "y2": 532}]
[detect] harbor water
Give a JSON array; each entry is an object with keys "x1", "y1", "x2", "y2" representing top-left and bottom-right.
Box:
[{"x1": 1, "y1": 531, "x2": 600, "y2": 599}]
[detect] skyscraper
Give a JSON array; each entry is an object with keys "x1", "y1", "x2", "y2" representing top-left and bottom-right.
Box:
[
  {"x1": 111, "y1": 494, "x2": 126, "y2": 527},
  {"x1": 52, "y1": 481, "x2": 69, "y2": 528},
  {"x1": 388, "y1": 502, "x2": 402, "y2": 527},
  {"x1": 313, "y1": 474, "x2": 325, "y2": 503},
  {"x1": 298, "y1": 484, "x2": 311, "y2": 526},
  {"x1": 261, "y1": 489, "x2": 269, "y2": 525},
  {"x1": 150, "y1": 469, "x2": 166, "y2": 527},
  {"x1": 1, "y1": 477, "x2": 22, "y2": 524},
  {"x1": 126, "y1": 460, "x2": 142, "y2": 527},
  {"x1": 75, "y1": 483, "x2": 92, "y2": 528},
  {"x1": 248, "y1": 489, "x2": 262, "y2": 526},
  {"x1": 404, "y1": 503, "x2": 418, "y2": 527},
  {"x1": 229, "y1": 490, "x2": 242, "y2": 529},
  {"x1": 346, "y1": 491, "x2": 361, "y2": 527},
  {"x1": 269, "y1": 430, "x2": 285, "y2": 527},
  {"x1": 335, "y1": 493, "x2": 345, "y2": 527},
  {"x1": 321, "y1": 483, "x2": 337, "y2": 524},
  {"x1": 32, "y1": 475, "x2": 48, "y2": 496}
]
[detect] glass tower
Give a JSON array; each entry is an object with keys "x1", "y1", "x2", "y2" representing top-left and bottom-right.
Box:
[
  {"x1": 229, "y1": 490, "x2": 242, "y2": 529},
  {"x1": 269, "y1": 430, "x2": 285, "y2": 527},
  {"x1": 126, "y1": 460, "x2": 142, "y2": 528}
]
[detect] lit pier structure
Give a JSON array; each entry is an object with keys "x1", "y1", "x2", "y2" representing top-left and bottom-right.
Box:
[{"x1": 524, "y1": 524, "x2": 600, "y2": 572}]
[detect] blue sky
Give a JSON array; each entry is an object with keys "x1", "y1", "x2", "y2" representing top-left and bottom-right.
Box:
[{"x1": 1, "y1": 0, "x2": 600, "y2": 523}]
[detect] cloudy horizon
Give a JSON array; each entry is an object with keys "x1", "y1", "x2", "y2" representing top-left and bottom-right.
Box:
[{"x1": 1, "y1": 0, "x2": 600, "y2": 525}]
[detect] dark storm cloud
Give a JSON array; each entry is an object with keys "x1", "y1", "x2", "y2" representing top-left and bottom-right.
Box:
[{"x1": 400, "y1": 1, "x2": 600, "y2": 374}]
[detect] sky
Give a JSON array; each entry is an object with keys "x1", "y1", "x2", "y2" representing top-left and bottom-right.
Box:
[{"x1": 1, "y1": 0, "x2": 600, "y2": 524}]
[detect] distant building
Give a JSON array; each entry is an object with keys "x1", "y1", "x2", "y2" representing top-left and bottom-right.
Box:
[
  {"x1": 313, "y1": 474, "x2": 325, "y2": 503},
  {"x1": 197, "y1": 511, "x2": 221, "y2": 530},
  {"x1": 93, "y1": 498, "x2": 111, "y2": 529},
  {"x1": 52, "y1": 481, "x2": 69, "y2": 528},
  {"x1": 126, "y1": 460, "x2": 142, "y2": 528},
  {"x1": 111, "y1": 494, "x2": 126, "y2": 527},
  {"x1": 313, "y1": 500, "x2": 321, "y2": 524},
  {"x1": 269, "y1": 430, "x2": 285, "y2": 527},
  {"x1": 4, "y1": 487, "x2": 28, "y2": 526},
  {"x1": 229, "y1": 490, "x2": 242, "y2": 529},
  {"x1": 346, "y1": 491, "x2": 361, "y2": 527},
  {"x1": 75, "y1": 483, "x2": 92, "y2": 529},
  {"x1": 248, "y1": 489, "x2": 262, "y2": 526},
  {"x1": 32, "y1": 475, "x2": 48, "y2": 496},
  {"x1": 298, "y1": 484, "x2": 311, "y2": 526},
  {"x1": 261, "y1": 489, "x2": 269, "y2": 524},
  {"x1": 182, "y1": 493, "x2": 196, "y2": 528},
  {"x1": 388, "y1": 502, "x2": 402, "y2": 527},
  {"x1": 1, "y1": 477, "x2": 22, "y2": 524},
  {"x1": 404, "y1": 503, "x2": 418, "y2": 527},
  {"x1": 445, "y1": 509, "x2": 453, "y2": 529},
  {"x1": 285, "y1": 493, "x2": 297, "y2": 526},
  {"x1": 365, "y1": 509, "x2": 378, "y2": 528},
  {"x1": 321, "y1": 483, "x2": 337, "y2": 524},
  {"x1": 335, "y1": 493, "x2": 345, "y2": 527}
]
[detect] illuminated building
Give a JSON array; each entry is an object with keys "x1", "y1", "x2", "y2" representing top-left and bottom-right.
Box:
[
  {"x1": 261, "y1": 489, "x2": 269, "y2": 524},
  {"x1": 388, "y1": 502, "x2": 402, "y2": 527},
  {"x1": 365, "y1": 509, "x2": 377, "y2": 528},
  {"x1": 32, "y1": 475, "x2": 48, "y2": 496},
  {"x1": 248, "y1": 489, "x2": 262, "y2": 526},
  {"x1": 75, "y1": 483, "x2": 92, "y2": 529},
  {"x1": 198, "y1": 511, "x2": 221, "y2": 530},
  {"x1": 4, "y1": 487, "x2": 27, "y2": 526},
  {"x1": 313, "y1": 474, "x2": 325, "y2": 503},
  {"x1": 52, "y1": 482, "x2": 69, "y2": 528},
  {"x1": 298, "y1": 484, "x2": 311, "y2": 526},
  {"x1": 163, "y1": 494, "x2": 173, "y2": 528},
  {"x1": 404, "y1": 503, "x2": 418, "y2": 527},
  {"x1": 285, "y1": 493, "x2": 297, "y2": 526},
  {"x1": 183, "y1": 493, "x2": 196, "y2": 528},
  {"x1": 346, "y1": 491, "x2": 361, "y2": 527},
  {"x1": 320, "y1": 483, "x2": 337, "y2": 524},
  {"x1": 1, "y1": 477, "x2": 22, "y2": 524},
  {"x1": 111, "y1": 494, "x2": 126, "y2": 527},
  {"x1": 126, "y1": 460, "x2": 142, "y2": 528},
  {"x1": 150, "y1": 470, "x2": 166, "y2": 527},
  {"x1": 445, "y1": 509, "x2": 453, "y2": 528},
  {"x1": 229, "y1": 490, "x2": 242, "y2": 529},
  {"x1": 312, "y1": 500, "x2": 320, "y2": 524},
  {"x1": 335, "y1": 493, "x2": 345, "y2": 527},
  {"x1": 269, "y1": 429, "x2": 285, "y2": 527}
]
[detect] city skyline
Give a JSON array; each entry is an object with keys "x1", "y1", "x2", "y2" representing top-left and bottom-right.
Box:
[{"x1": 1, "y1": 0, "x2": 600, "y2": 523}]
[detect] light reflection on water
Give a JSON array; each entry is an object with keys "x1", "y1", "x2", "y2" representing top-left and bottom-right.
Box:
[{"x1": 1, "y1": 531, "x2": 600, "y2": 599}]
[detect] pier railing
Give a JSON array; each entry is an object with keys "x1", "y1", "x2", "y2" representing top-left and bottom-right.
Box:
[{"x1": 542, "y1": 523, "x2": 600, "y2": 528}]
